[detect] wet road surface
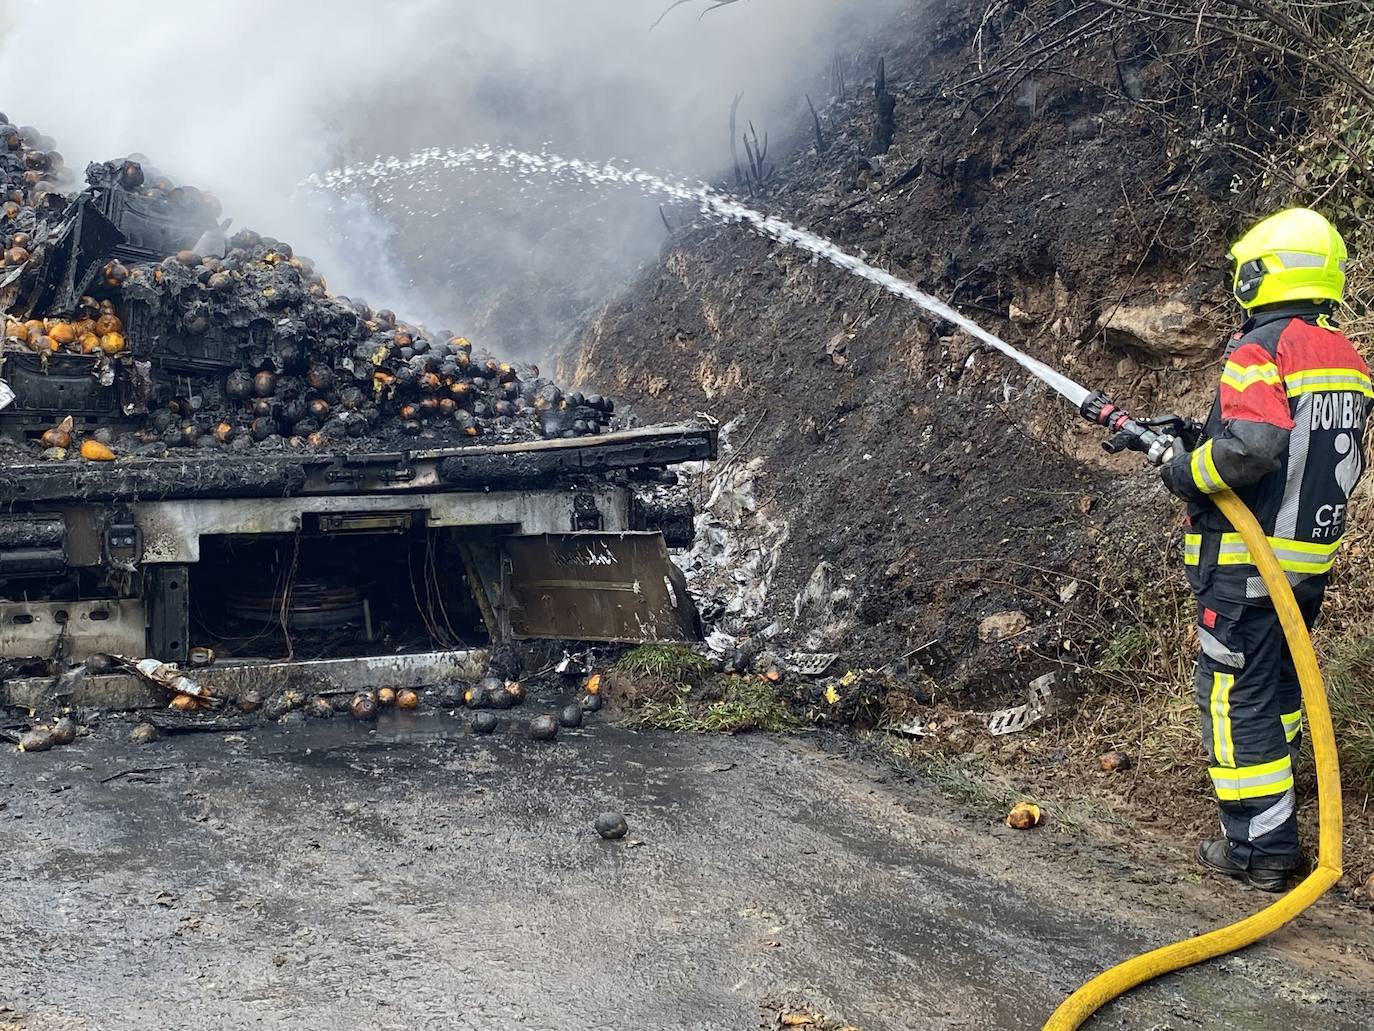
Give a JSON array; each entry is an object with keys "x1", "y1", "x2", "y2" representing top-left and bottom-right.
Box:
[{"x1": 2, "y1": 711, "x2": 1371, "y2": 1030}]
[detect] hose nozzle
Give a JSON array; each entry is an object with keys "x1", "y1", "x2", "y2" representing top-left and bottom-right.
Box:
[{"x1": 1080, "y1": 389, "x2": 1178, "y2": 466}]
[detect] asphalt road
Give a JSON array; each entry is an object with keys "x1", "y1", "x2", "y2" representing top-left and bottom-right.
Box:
[{"x1": 2, "y1": 710, "x2": 1371, "y2": 1030}]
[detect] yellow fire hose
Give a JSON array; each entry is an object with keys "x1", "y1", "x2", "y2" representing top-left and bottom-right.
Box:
[{"x1": 1044, "y1": 489, "x2": 1343, "y2": 1029}]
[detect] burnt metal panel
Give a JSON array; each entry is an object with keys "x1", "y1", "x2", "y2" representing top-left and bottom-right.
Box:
[
  {"x1": 0, "y1": 456, "x2": 313, "y2": 505},
  {"x1": 0, "y1": 649, "x2": 489, "y2": 710},
  {"x1": 0, "y1": 513, "x2": 64, "y2": 548},
  {"x1": 0, "y1": 599, "x2": 146, "y2": 661},
  {"x1": 503, "y1": 532, "x2": 700, "y2": 643},
  {"x1": 0, "y1": 423, "x2": 715, "y2": 507},
  {"x1": 147, "y1": 564, "x2": 189, "y2": 663},
  {"x1": 433, "y1": 422, "x2": 718, "y2": 488}
]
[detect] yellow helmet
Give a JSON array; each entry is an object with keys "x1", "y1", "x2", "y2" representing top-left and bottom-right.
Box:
[{"x1": 1229, "y1": 207, "x2": 1347, "y2": 310}]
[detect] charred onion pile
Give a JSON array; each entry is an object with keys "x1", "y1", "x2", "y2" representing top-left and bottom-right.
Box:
[{"x1": 0, "y1": 119, "x2": 617, "y2": 460}]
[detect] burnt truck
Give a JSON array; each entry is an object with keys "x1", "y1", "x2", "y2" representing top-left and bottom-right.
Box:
[{"x1": 0, "y1": 149, "x2": 713, "y2": 707}]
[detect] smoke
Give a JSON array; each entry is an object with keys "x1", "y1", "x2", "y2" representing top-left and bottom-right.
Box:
[{"x1": 0, "y1": 0, "x2": 902, "y2": 355}]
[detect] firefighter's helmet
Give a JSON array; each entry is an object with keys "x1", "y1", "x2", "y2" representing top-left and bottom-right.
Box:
[{"x1": 1229, "y1": 208, "x2": 1347, "y2": 310}]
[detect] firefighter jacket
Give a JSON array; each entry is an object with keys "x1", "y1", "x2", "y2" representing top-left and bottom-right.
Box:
[{"x1": 1162, "y1": 303, "x2": 1372, "y2": 605}]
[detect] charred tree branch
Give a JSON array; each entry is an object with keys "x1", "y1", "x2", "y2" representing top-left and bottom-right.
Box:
[
  {"x1": 806, "y1": 94, "x2": 828, "y2": 154},
  {"x1": 872, "y1": 56, "x2": 897, "y2": 155},
  {"x1": 729, "y1": 92, "x2": 744, "y2": 188}
]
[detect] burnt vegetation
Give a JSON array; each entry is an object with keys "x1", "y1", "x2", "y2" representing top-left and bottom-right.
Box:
[{"x1": 565, "y1": 0, "x2": 1374, "y2": 840}]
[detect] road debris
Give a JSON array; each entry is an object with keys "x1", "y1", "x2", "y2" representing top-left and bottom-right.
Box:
[
  {"x1": 128, "y1": 722, "x2": 160, "y2": 745},
  {"x1": 98, "y1": 764, "x2": 177, "y2": 784},
  {"x1": 143, "y1": 711, "x2": 258, "y2": 734},
  {"x1": 529, "y1": 715, "x2": 559, "y2": 741},
  {"x1": 594, "y1": 811, "x2": 629, "y2": 840},
  {"x1": 559, "y1": 703, "x2": 584, "y2": 728},
  {"x1": 18, "y1": 727, "x2": 54, "y2": 751},
  {"x1": 471, "y1": 712, "x2": 499, "y2": 734},
  {"x1": 789, "y1": 652, "x2": 838, "y2": 676},
  {"x1": 1098, "y1": 750, "x2": 1132, "y2": 773},
  {"x1": 50, "y1": 716, "x2": 77, "y2": 744},
  {"x1": 987, "y1": 670, "x2": 1078, "y2": 736},
  {"x1": 121, "y1": 656, "x2": 216, "y2": 705},
  {"x1": 396, "y1": 689, "x2": 419, "y2": 710},
  {"x1": 349, "y1": 692, "x2": 378, "y2": 721},
  {"x1": 1006, "y1": 801, "x2": 1043, "y2": 830}
]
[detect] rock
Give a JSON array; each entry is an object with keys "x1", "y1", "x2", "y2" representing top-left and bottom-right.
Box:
[
  {"x1": 529, "y1": 715, "x2": 559, "y2": 741},
  {"x1": 581, "y1": 693, "x2": 604, "y2": 713},
  {"x1": 1098, "y1": 286, "x2": 1219, "y2": 358},
  {"x1": 377, "y1": 687, "x2": 397, "y2": 707},
  {"x1": 559, "y1": 704, "x2": 584, "y2": 728},
  {"x1": 485, "y1": 687, "x2": 514, "y2": 710},
  {"x1": 594, "y1": 811, "x2": 629, "y2": 840},
  {"x1": 504, "y1": 680, "x2": 526, "y2": 704},
  {"x1": 471, "y1": 712, "x2": 499, "y2": 735},
  {"x1": 129, "y1": 722, "x2": 160, "y2": 745},
  {"x1": 19, "y1": 728, "x2": 54, "y2": 752},
  {"x1": 396, "y1": 689, "x2": 419, "y2": 711},
  {"x1": 50, "y1": 717, "x2": 77, "y2": 745},
  {"x1": 1098, "y1": 750, "x2": 1132, "y2": 773},
  {"x1": 979, "y1": 610, "x2": 1030, "y2": 643}
]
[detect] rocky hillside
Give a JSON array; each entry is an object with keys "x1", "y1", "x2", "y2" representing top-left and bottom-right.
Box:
[{"x1": 561, "y1": 0, "x2": 1374, "y2": 714}]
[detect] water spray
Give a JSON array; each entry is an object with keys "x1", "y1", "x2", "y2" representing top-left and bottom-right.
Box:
[
  {"x1": 307, "y1": 148, "x2": 1191, "y2": 459},
  {"x1": 307, "y1": 147, "x2": 1342, "y2": 1030}
]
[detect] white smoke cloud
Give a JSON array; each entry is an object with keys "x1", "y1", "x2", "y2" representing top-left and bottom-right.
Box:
[{"x1": 0, "y1": 0, "x2": 902, "y2": 352}]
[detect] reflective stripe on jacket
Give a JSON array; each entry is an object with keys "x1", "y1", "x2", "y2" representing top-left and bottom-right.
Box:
[{"x1": 1171, "y1": 304, "x2": 1371, "y2": 603}]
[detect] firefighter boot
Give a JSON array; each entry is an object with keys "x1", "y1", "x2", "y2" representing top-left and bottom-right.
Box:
[{"x1": 1197, "y1": 838, "x2": 1295, "y2": 893}]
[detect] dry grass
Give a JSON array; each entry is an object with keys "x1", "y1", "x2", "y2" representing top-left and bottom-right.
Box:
[
  {"x1": 627, "y1": 676, "x2": 798, "y2": 734},
  {"x1": 1063, "y1": 498, "x2": 1374, "y2": 798},
  {"x1": 613, "y1": 643, "x2": 715, "y2": 684},
  {"x1": 610, "y1": 644, "x2": 796, "y2": 734}
]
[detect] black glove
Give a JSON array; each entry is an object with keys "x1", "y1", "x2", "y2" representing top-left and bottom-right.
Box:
[
  {"x1": 1160, "y1": 449, "x2": 1203, "y2": 501},
  {"x1": 1138, "y1": 414, "x2": 1203, "y2": 452}
]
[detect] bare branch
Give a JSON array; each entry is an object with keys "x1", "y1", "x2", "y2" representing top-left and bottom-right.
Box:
[
  {"x1": 729, "y1": 92, "x2": 744, "y2": 187},
  {"x1": 806, "y1": 94, "x2": 828, "y2": 153}
]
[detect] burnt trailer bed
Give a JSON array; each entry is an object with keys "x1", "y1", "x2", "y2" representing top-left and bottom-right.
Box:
[{"x1": 0, "y1": 423, "x2": 716, "y2": 681}]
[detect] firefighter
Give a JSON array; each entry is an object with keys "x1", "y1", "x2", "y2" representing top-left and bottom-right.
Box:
[{"x1": 1160, "y1": 208, "x2": 1371, "y2": 891}]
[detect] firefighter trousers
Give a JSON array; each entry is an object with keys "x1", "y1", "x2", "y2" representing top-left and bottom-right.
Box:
[{"x1": 1192, "y1": 588, "x2": 1323, "y2": 865}]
